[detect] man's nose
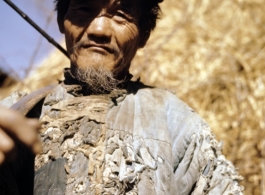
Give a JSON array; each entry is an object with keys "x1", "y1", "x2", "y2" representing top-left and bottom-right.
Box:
[{"x1": 86, "y1": 16, "x2": 112, "y2": 42}]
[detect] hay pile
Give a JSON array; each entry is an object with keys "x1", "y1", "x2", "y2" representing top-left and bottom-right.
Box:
[
  {"x1": 1, "y1": 0, "x2": 265, "y2": 194},
  {"x1": 131, "y1": 1, "x2": 265, "y2": 194}
]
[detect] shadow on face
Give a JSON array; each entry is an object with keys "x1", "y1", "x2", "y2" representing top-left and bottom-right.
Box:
[{"x1": 58, "y1": 0, "x2": 147, "y2": 80}]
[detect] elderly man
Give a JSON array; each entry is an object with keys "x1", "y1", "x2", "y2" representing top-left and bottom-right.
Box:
[{"x1": 0, "y1": 0, "x2": 243, "y2": 194}]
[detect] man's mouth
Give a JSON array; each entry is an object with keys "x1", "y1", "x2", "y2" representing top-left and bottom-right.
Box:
[{"x1": 81, "y1": 43, "x2": 114, "y2": 54}]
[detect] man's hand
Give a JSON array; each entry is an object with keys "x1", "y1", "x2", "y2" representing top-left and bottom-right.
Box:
[{"x1": 0, "y1": 106, "x2": 41, "y2": 165}]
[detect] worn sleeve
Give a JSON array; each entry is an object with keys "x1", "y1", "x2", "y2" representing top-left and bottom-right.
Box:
[
  {"x1": 0, "y1": 91, "x2": 27, "y2": 108},
  {"x1": 174, "y1": 121, "x2": 244, "y2": 195}
]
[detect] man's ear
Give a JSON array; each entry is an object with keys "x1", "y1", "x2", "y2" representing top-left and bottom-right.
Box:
[
  {"x1": 138, "y1": 31, "x2": 151, "y2": 48},
  {"x1": 57, "y1": 15, "x2": 65, "y2": 33}
]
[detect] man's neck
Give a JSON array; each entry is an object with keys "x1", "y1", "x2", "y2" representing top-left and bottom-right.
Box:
[{"x1": 63, "y1": 68, "x2": 132, "y2": 95}]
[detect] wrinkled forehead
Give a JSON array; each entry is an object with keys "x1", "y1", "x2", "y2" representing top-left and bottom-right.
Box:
[
  {"x1": 68, "y1": 0, "x2": 143, "y2": 18},
  {"x1": 69, "y1": 0, "x2": 141, "y2": 7}
]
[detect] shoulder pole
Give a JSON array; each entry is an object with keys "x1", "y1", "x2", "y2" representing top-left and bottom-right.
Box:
[{"x1": 3, "y1": 0, "x2": 69, "y2": 59}]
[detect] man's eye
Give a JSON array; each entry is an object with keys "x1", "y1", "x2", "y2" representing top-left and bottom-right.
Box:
[
  {"x1": 114, "y1": 11, "x2": 133, "y2": 22},
  {"x1": 116, "y1": 11, "x2": 126, "y2": 18}
]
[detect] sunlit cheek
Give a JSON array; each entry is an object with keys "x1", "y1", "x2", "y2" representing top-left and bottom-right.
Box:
[
  {"x1": 123, "y1": 24, "x2": 139, "y2": 40},
  {"x1": 118, "y1": 25, "x2": 140, "y2": 54}
]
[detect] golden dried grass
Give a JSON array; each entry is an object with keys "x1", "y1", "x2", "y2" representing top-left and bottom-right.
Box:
[
  {"x1": 130, "y1": 0, "x2": 265, "y2": 194},
  {"x1": 1, "y1": 0, "x2": 265, "y2": 194}
]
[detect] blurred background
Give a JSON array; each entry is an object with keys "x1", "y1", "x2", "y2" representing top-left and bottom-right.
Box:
[
  {"x1": 0, "y1": 0, "x2": 62, "y2": 79},
  {"x1": 1, "y1": 0, "x2": 265, "y2": 194}
]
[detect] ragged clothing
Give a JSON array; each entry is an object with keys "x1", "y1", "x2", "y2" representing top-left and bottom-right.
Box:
[
  {"x1": 0, "y1": 71, "x2": 244, "y2": 195},
  {"x1": 33, "y1": 72, "x2": 243, "y2": 195}
]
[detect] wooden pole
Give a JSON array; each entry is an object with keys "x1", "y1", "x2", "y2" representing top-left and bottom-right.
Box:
[{"x1": 3, "y1": 0, "x2": 69, "y2": 59}]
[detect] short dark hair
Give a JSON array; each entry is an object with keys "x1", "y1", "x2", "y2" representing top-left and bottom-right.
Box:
[{"x1": 54, "y1": 0, "x2": 163, "y2": 39}]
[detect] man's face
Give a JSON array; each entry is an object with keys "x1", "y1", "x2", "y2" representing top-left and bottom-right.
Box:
[{"x1": 61, "y1": 0, "x2": 143, "y2": 79}]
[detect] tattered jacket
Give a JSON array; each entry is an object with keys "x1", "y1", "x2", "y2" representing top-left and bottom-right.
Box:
[{"x1": 0, "y1": 78, "x2": 243, "y2": 195}]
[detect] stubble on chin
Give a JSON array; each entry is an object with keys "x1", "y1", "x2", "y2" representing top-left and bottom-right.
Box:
[
  {"x1": 73, "y1": 65, "x2": 123, "y2": 94},
  {"x1": 69, "y1": 40, "x2": 129, "y2": 94}
]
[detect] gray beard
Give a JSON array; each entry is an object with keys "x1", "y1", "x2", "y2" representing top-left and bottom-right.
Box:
[{"x1": 73, "y1": 66, "x2": 122, "y2": 94}]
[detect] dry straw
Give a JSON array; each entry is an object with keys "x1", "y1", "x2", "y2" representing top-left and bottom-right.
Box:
[
  {"x1": 131, "y1": 0, "x2": 265, "y2": 194},
  {"x1": 1, "y1": 0, "x2": 265, "y2": 194}
]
